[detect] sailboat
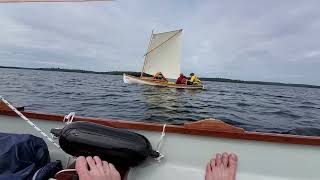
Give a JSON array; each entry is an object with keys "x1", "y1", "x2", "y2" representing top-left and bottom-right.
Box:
[{"x1": 123, "y1": 29, "x2": 204, "y2": 89}]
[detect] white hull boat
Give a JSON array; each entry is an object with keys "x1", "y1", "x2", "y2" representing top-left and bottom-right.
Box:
[
  {"x1": 123, "y1": 29, "x2": 204, "y2": 89},
  {"x1": 123, "y1": 74, "x2": 204, "y2": 89},
  {"x1": 0, "y1": 99, "x2": 319, "y2": 180}
]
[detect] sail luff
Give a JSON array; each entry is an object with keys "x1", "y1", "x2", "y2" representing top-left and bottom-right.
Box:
[{"x1": 141, "y1": 30, "x2": 154, "y2": 77}]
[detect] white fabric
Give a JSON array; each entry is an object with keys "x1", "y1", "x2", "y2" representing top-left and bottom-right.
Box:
[{"x1": 143, "y1": 30, "x2": 182, "y2": 79}]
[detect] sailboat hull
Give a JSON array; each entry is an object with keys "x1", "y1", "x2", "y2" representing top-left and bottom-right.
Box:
[{"x1": 123, "y1": 74, "x2": 204, "y2": 89}]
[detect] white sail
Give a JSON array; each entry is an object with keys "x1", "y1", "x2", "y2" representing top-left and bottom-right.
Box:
[{"x1": 142, "y1": 29, "x2": 182, "y2": 79}]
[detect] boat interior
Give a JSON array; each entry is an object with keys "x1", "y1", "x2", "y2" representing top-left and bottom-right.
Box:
[
  {"x1": 1, "y1": 1, "x2": 317, "y2": 180},
  {"x1": 0, "y1": 100, "x2": 319, "y2": 180}
]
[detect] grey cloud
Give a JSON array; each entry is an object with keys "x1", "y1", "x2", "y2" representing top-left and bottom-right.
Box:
[{"x1": 0, "y1": 0, "x2": 320, "y2": 85}]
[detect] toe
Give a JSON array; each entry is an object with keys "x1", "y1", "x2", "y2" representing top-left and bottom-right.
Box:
[
  {"x1": 222, "y1": 153, "x2": 229, "y2": 167},
  {"x1": 215, "y1": 153, "x2": 222, "y2": 166},
  {"x1": 102, "y1": 161, "x2": 110, "y2": 171},
  {"x1": 75, "y1": 156, "x2": 89, "y2": 177},
  {"x1": 210, "y1": 158, "x2": 216, "y2": 169},
  {"x1": 108, "y1": 163, "x2": 121, "y2": 179},
  {"x1": 86, "y1": 156, "x2": 96, "y2": 170},
  {"x1": 93, "y1": 156, "x2": 103, "y2": 166},
  {"x1": 205, "y1": 163, "x2": 213, "y2": 180},
  {"x1": 93, "y1": 156, "x2": 105, "y2": 174},
  {"x1": 206, "y1": 162, "x2": 212, "y2": 173},
  {"x1": 228, "y1": 153, "x2": 238, "y2": 169},
  {"x1": 103, "y1": 161, "x2": 110, "y2": 174}
]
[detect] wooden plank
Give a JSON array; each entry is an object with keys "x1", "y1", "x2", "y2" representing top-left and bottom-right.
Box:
[
  {"x1": 184, "y1": 119, "x2": 245, "y2": 133},
  {"x1": 0, "y1": 101, "x2": 11, "y2": 111},
  {"x1": 0, "y1": 101, "x2": 24, "y2": 111},
  {"x1": 1, "y1": 110, "x2": 320, "y2": 146}
]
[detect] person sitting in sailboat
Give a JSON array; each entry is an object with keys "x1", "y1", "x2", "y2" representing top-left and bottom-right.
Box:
[
  {"x1": 187, "y1": 73, "x2": 201, "y2": 85},
  {"x1": 176, "y1": 73, "x2": 187, "y2": 84},
  {"x1": 153, "y1": 72, "x2": 168, "y2": 82}
]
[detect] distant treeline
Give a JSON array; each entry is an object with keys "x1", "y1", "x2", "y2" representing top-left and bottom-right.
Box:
[
  {"x1": 200, "y1": 77, "x2": 320, "y2": 89},
  {"x1": 1, "y1": 66, "x2": 319, "y2": 89},
  {"x1": 0, "y1": 66, "x2": 141, "y2": 76}
]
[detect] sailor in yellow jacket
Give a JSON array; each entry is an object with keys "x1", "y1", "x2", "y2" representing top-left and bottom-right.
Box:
[{"x1": 188, "y1": 73, "x2": 201, "y2": 85}]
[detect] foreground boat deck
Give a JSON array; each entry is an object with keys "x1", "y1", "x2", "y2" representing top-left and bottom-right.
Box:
[{"x1": 1, "y1": 114, "x2": 319, "y2": 180}]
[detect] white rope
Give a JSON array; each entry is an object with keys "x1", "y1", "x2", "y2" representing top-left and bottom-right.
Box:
[
  {"x1": 0, "y1": 96, "x2": 61, "y2": 149},
  {"x1": 155, "y1": 124, "x2": 166, "y2": 162},
  {"x1": 63, "y1": 112, "x2": 75, "y2": 124},
  {"x1": 50, "y1": 112, "x2": 75, "y2": 139}
]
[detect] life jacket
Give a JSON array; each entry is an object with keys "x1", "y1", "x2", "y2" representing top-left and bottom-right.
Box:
[
  {"x1": 190, "y1": 75, "x2": 200, "y2": 83},
  {"x1": 176, "y1": 75, "x2": 187, "y2": 84}
]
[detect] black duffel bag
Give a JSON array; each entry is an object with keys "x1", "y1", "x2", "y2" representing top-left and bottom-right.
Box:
[{"x1": 50, "y1": 121, "x2": 159, "y2": 167}]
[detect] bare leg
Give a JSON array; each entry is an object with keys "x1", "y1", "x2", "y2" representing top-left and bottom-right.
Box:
[
  {"x1": 76, "y1": 156, "x2": 121, "y2": 180},
  {"x1": 205, "y1": 153, "x2": 238, "y2": 180}
]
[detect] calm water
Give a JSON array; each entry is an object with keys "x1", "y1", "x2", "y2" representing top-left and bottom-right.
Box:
[{"x1": 1, "y1": 68, "x2": 320, "y2": 136}]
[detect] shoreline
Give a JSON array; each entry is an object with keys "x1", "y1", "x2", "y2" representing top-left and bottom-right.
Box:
[{"x1": 1, "y1": 66, "x2": 319, "y2": 89}]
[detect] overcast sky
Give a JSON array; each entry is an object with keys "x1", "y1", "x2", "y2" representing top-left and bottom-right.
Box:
[{"x1": 0, "y1": 0, "x2": 320, "y2": 85}]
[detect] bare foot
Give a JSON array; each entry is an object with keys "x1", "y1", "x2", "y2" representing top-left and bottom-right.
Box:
[
  {"x1": 205, "y1": 153, "x2": 238, "y2": 180},
  {"x1": 76, "y1": 156, "x2": 121, "y2": 180}
]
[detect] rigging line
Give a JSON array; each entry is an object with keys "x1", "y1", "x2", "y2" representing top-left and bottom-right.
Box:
[
  {"x1": 0, "y1": 96, "x2": 61, "y2": 150},
  {"x1": 155, "y1": 123, "x2": 166, "y2": 162}
]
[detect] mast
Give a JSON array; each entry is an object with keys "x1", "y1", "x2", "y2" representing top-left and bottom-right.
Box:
[{"x1": 140, "y1": 29, "x2": 154, "y2": 77}]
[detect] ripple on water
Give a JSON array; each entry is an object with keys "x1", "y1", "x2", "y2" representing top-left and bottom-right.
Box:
[
  {"x1": 301, "y1": 101, "x2": 317, "y2": 105},
  {"x1": 1, "y1": 69, "x2": 320, "y2": 136},
  {"x1": 260, "y1": 110, "x2": 302, "y2": 119},
  {"x1": 236, "y1": 102, "x2": 251, "y2": 107},
  {"x1": 284, "y1": 127, "x2": 320, "y2": 136}
]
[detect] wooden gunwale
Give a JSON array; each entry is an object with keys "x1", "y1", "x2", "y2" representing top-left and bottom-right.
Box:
[{"x1": 1, "y1": 110, "x2": 320, "y2": 146}]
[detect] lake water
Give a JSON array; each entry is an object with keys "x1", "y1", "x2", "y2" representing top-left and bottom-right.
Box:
[{"x1": 1, "y1": 68, "x2": 320, "y2": 136}]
